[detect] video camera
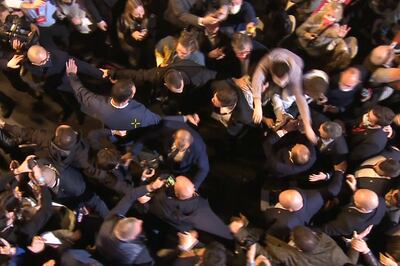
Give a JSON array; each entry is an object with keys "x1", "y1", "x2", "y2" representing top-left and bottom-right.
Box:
[{"x1": 0, "y1": 15, "x2": 38, "y2": 46}]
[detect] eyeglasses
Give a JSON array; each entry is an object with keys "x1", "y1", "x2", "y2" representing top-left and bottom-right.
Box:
[{"x1": 32, "y1": 52, "x2": 50, "y2": 66}]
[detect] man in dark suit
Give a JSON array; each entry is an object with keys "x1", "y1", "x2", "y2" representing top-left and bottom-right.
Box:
[
  {"x1": 24, "y1": 45, "x2": 107, "y2": 121},
  {"x1": 96, "y1": 177, "x2": 164, "y2": 265},
  {"x1": 263, "y1": 131, "x2": 316, "y2": 178},
  {"x1": 319, "y1": 189, "x2": 386, "y2": 237},
  {"x1": 132, "y1": 120, "x2": 209, "y2": 189},
  {"x1": 146, "y1": 176, "x2": 232, "y2": 240},
  {"x1": 261, "y1": 171, "x2": 344, "y2": 240},
  {"x1": 112, "y1": 59, "x2": 217, "y2": 114},
  {"x1": 210, "y1": 79, "x2": 253, "y2": 137},
  {"x1": 348, "y1": 105, "x2": 394, "y2": 166}
]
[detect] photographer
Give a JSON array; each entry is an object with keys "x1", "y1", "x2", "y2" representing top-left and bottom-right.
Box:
[
  {"x1": 0, "y1": 155, "x2": 53, "y2": 247},
  {"x1": 142, "y1": 175, "x2": 232, "y2": 240}
]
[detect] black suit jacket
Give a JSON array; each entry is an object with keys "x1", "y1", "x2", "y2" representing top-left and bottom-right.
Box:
[
  {"x1": 148, "y1": 187, "x2": 232, "y2": 239},
  {"x1": 24, "y1": 49, "x2": 103, "y2": 92},
  {"x1": 320, "y1": 197, "x2": 386, "y2": 237},
  {"x1": 211, "y1": 79, "x2": 254, "y2": 136},
  {"x1": 349, "y1": 128, "x2": 387, "y2": 163},
  {"x1": 264, "y1": 171, "x2": 343, "y2": 240},
  {"x1": 132, "y1": 120, "x2": 209, "y2": 189},
  {"x1": 263, "y1": 131, "x2": 316, "y2": 178}
]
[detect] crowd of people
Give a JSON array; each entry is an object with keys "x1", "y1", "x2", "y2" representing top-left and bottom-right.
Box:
[{"x1": 0, "y1": 0, "x2": 399, "y2": 265}]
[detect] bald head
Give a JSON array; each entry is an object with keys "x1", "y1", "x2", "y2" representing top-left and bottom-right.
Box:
[
  {"x1": 173, "y1": 129, "x2": 193, "y2": 151},
  {"x1": 354, "y1": 189, "x2": 379, "y2": 213},
  {"x1": 27, "y1": 45, "x2": 47, "y2": 65},
  {"x1": 174, "y1": 176, "x2": 195, "y2": 200},
  {"x1": 36, "y1": 165, "x2": 57, "y2": 187},
  {"x1": 113, "y1": 217, "x2": 143, "y2": 241},
  {"x1": 54, "y1": 125, "x2": 77, "y2": 150},
  {"x1": 370, "y1": 45, "x2": 394, "y2": 66},
  {"x1": 279, "y1": 189, "x2": 303, "y2": 212},
  {"x1": 291, "y1": 144, "x2": 310, "y2": 165}
]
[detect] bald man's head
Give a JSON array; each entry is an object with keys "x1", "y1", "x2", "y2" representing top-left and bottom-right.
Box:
[
  {"x1": 54, "y1": 125, "x2": 78, "y2": 150},
  {"x1": 173, "y1": 129, "x2": 193, "y2": 151},
  {"x1": 113, "y1": 217, "x2": 143, "y2": 241},
  {"x1": 174, "y1": 176, "x2": 195, "y2": 200},
  {"x1": 279, "y1": 189, "x2": 303, "y2": 212},
  {"x1": 27, "y1": 45, "x2": 48, "y2": 65},
  {"x1": 290, "y1": 144, "x2": 310, "y2": 165},
  {"x1": 354, "y1": 189, "x2": 379, "y2": 213},
  {"x1": 370, "y1": 45, "x2": 394, "y2": 66}
]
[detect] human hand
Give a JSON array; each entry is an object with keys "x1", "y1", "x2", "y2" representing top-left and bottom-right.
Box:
[
  {"x1": 353, "y1": 225, "x2": 373, "y2": 240},
  {"x1": 233, "y1": 76, "x2": 251, "y2": 92},
  {"x1": 246, "y1": 22, "x2": 256, "y2": 37},
  {"x1": 256, "y1": 255, "x2": 272, "y2": 266},
  {"x1": 380, "y1": 253, "x2": 398, "y2": 266},
  {"x1": 131, "y1": 30, "x2": 145, "y2": 41},
  {"x1": 14, "y1": 155, "x2": 36, "y2": 175},
  {"x1": 121, "y1": 152, "x2": 133, "y2": 167},
  {"x1": 138, "y1": 195, "x2": 152, "y2": 204},
  {"x1": 201, "y1": 15, "x2": 219, "y2": 26},
  {"x1": 323, "y1": 104, "x2": 339, "y2": 113},
  {"x1": 148, "y1": 178, "x2": 165, "y2": 191},
  {"x1": 0, "y1": 238, "x2": 16, "y2": 256},
  {"x1": 100, "y1": 68, "x2": 109, "y2": 78},
  {"x1": 252, "y1": 103, "x2": 263, "y2": 124},
  {"x1": 141, "y1": 168, "x2": 155, "y2": 180},
  {"x1": 185, "y1": 113, "x2": 200, "y2": 126},
  {"x1": 262, "y1": 117, "x2": 275, "y2": 129},
  {"x1": 111, "y1": 130, "x2": 127, "y2": 137},
  {"x1": 71, "y1": 17, "x2": 82, "y2": 26},
  {"x1": 65, "y1": 59, "x2": 78, "y2": 76},
  {"x1": 97, "y1": 20, "x2": 108, "y2": 31},
  {"x1": 208, "y1": 47, "x2": 225, "y2": 60},
  {"x1": 309, "y1": 172, "x2": 327, "y2": 182},
  {"x1": 383, "y1": 125, "x2": 394, "y2": 138},
  {"x1": 346, "y1": 174, "x2": 357, "y2": 192},
  {"x1": 351, "y1": 238, "x2": 370, "y2": 254},
  {"x1": 12, "y1": 39, "x2": 23, "y2": 51},
  {"x1": 7, "y1": 55, "x2": 24, "y2": 69},
  {"x1": 28, "y1": 236, "x2": 45, "y2": 253},
  {"x1": 337, "y1": 25, "x2": 351, "y2": 38},
  {"x1": 178, "y1": 231, "x2": 198, "y2": 251}
]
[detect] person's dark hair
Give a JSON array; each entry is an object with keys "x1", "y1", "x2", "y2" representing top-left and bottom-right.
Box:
[
  {"x1": 303, "y1": 77, "x2": 328, "y2": 99},
  {"x1": 271, "y1": 60, "x2": 290, "y2": 78},
  {"x1": 164, "y1": 70, "x2": 183, "y2": 89},
  {"x1": 111, "y1": 80, "x2": 135, "y2": 104},
  {"x1": 96, "y1": 148, "x2": 121, "y2": 171},
  {"x1": 371, "y1": 105, "x2": 395, "y2": 127},
  {"x1": 231, "y1": 32, "x2": 252, "y2": 52},
  {"x1": 203, "y1": 242, "x2": 226, "y2": 266},
  {"x1": 321, "y1": 121, "x2": 342, "y2": 139},
  {"x1": 178, "y1": 30, "x2": 199, "y2": 52},
  {"x1": 292, "y1": 226, "x2": 318, "y2": 253},
  {"x1": 215, "y1": 84, "x2": 238, "y2": 107},
  {"x1": 265, "y1": 0, "x2": 288, "y2": 10},
  {"x1": 379, "y1": 158, "x2": 400, "y2": 178}
]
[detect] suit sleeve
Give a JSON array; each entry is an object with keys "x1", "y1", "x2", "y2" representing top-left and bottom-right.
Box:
[
  {"x1": 3, "y1": 124, "x2": 51, "y2": 147},
  {"x1": 169, "y1": 0, "x2": 201, "y2": 27},
  {"x1": 68, "y1": 74, "x2": 106, "y2": 116},
  {"x1": 19, "y1": 187, "x2": 52, "y2": 244},
  {"x1": 192, "y1": 146, "x2": 209, "y2": 189},
  {"x1": 105, "y1": 185, "x2": 149, "y2": 220},
  {"x1": 349, "y1": 139, "x2": 386, "y2": 162},
  {"x1": 74, "y1": 57, "x2": 103, "y2": 79},
  {"x1": 114, "y1": 68, "x2": 160, "y2": 88},
  {"x1": 84, "y1": 0, "x2": 103, "y2": 23}
]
